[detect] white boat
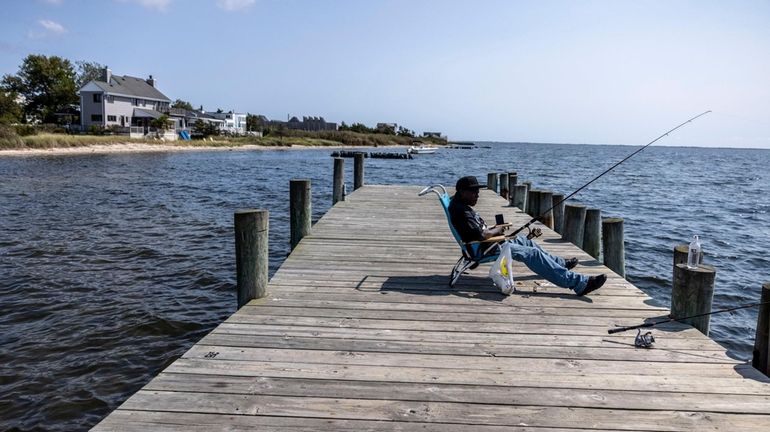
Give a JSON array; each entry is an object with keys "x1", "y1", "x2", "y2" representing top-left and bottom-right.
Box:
[{"x1": 408, "y1": 144, "x2": 438, "y2": 154}]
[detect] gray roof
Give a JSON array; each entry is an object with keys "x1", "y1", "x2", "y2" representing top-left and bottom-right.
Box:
[
  {"x1": 133, "y1": 108, "x2": 164, "y2": 119},
  {"x1": 92, "y1": 75, "x2": 171, "y2": 102}
]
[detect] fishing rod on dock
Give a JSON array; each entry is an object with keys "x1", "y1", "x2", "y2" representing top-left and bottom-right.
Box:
[
  {"x1": 507, "y1": 110, "x2": 712, "y2": 238},
  {"x1": 609, "y1": 300, "x2": 770, "y2": 348},
  {"x1": 608, "y1": 300, "x2": 770, "y2": 335}
]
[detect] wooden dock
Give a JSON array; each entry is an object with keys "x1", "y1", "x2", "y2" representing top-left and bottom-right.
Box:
[{"x1": 94, "y1": 185, "x2": 770, "y2": 431}]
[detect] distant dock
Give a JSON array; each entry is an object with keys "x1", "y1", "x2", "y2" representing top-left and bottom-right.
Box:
[{"x1": 94, "y1": 186, "x2": 770, "y2": 431}]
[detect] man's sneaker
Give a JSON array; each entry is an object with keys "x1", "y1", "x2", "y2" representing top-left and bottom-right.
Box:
[
  {"x1": 565, "y1": 257, "x2": 579, "y2": 270},
  {"x1": 577, "y1": 274, "x2": 607, "y2": 297}
]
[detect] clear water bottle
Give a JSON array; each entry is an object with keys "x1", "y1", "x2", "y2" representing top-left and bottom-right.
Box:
[{"x1": 687, "y1": 235, "x2": 701, "y2": 269}]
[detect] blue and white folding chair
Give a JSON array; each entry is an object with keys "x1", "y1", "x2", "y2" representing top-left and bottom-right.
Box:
[{"x1": 418, "y1": 184, "x2": 504, "y2": 287}]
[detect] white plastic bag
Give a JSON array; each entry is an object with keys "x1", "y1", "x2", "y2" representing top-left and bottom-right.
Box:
[{"x1": 489, "y1": 242, "x2": 515, "y2": 295}]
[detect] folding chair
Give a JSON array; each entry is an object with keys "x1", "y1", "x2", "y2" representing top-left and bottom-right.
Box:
[{"x1": 418, "y1": 184, "x2": 504, "y2": 287}]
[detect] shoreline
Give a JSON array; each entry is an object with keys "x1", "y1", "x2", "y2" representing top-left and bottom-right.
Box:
[{"x1": 0, "y1": 142, "x2": 412, "y2": 157}]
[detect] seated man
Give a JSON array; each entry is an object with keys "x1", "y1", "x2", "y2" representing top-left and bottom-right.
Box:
[{"x1": 449, "y1": 175, "x2": 606, "y2": 296}]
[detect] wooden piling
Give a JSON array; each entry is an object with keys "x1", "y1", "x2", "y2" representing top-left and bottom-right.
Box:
[
  {"x1": 537, "y1": 190, "x2": 554, "y2": 229},
  {"x1": 752, "y1": 282, "x2": 770, "y2": 377},
  {"x1": 527, "y1": 189, "x2": 542, "y2": 218},
  {"x1": 552, "y1": 193, "x2": 565, "y2": 234},
  {"x1": 333, "y1": 157, "x2": 345, "y2": 205},
  {"x1": 562, "y1": 204, "x2": 587, "y2": 248},
  {"x1": 671, "y1": 263, "x2": 716, "y2": 335},
  {"x1": 583, "y1": 208, "x2": 602, "y2": 259},
  {"x1": 507, "y1": 172, "x2": 518, "y2": 206},
  {"x1": 487, "y1": 173, "x2": 499, "y2": 193},
  {"x1": 499, "y1": 173, "x2": 509, "y2": 199},
  {"x1": 353, "y1": 152, "x2": 365, "y2": 190},
  {"x1": 234, "y1": 209, "x2": 268, "y2": 309},
  {"x1": 289, "y1": 179, "x2": 311, "y2": 251},
  {"x1": 512, "y1": 184, "x2": 528, "y2": 212},
  {"x1": 602, "y1": 217, "x2": 625, "y2": 278}
]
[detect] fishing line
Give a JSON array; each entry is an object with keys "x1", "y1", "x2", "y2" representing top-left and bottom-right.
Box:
[
  {"x1": 607, "y1": 300, "x2": 770, "y2": 334},
  {"x1": 508, "y1": 110, "x2": 712, "y2": 238}
]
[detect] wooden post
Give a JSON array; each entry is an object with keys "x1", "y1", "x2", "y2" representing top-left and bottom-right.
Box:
[
  {"x1": 333, "y1": 157, "x2": 344, "y2": 205},
  {"x1": 583, "y1": 208, "x2": 601, "y2": 259},
  {"x1": 512, "y1": 184, "x2": 528, "y2": 212},
  {"x1": 507, "y1": 172, "x2": 518, "y2": 206},
  {"x1": 290, "y1": 179, "x2": 311, "y2": 251},
  {"x1": 537, "y1": 190, "x2": 554, "y2": 229},
  {"x1": 752, "y1": 282, "x2": 770, "y2": 377},
  {"x1": 602, "y1": 217, "x2": 625, "y2": 278},
  {"x1": 562, "y1": 204, "x2": 586, "y2": 248},
  {"x1": 552, "y1": 193, "x2": 565, "y2": 234},
  {"x1": 234, "y1": 209, "x2": 268, "y2": 309},
  {"x1": 674, "y1": 244, "x2": 704, "y2": 266},
  {"x1": 671, "y1": 263, "x2": 716, "y2": 335},
  {"x1": 527, "y1": 189, "x2": 541, "y2": 218},
  {"x1": 353, "y1": 152, "x2": 365, "y2": 190},
  {"x1": 499, "y1": 173, "x2": 509, "y2": 199},
  {"x1": 487, "y1": 173, "x2": 499, "y2": 193}
]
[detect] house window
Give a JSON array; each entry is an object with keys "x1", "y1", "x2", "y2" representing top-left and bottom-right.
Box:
[
  {"x1": 91, "y1": 114, "x2": 103, "y2": 122},
  {"x1": 93, "y1": 94, "x2": 102, "y2": 103},
  {"x1": 107, "y1": 115, "x2": 117, "y2": 122},
  {"x1": 107, "y1": 95, "x2": 114, "y2": 103}
]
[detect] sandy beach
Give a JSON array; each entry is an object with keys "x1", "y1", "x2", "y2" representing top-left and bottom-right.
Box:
[{"x1": 0, "y1": 142, "x2": 409, "y2": 157}]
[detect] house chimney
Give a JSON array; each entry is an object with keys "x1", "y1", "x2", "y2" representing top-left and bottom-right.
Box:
[
  {"x1": 146, "y1": 75, "x2": 155, "y2": 87},
  {"x1": 102, "y1": 67, "x2": 112, "y2": 83}
]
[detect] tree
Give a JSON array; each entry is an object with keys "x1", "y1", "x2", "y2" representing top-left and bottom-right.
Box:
[
  {"x1": 349, "y1": 122, "x2": 372, "y2": 134},
  {"x1": 171, "y1": 99, "x2": 193, "y2": 110},
  {"x1": 396, "y1": 126, "x2": 415, "y2": 137},
  {"x1": 75, "y1": 60, "x2": 105, "y2": 88},
  {"x1": 192, "y1": 120, "x2": 220, "y2": 138},
  {"x1": 150, "y1": 114, "x2": 172, "y2": 131},
  {"x1": 1, "y1": 54, "x2": 78, "y2": 123},
  {"x1": 0, "y1": 91, "x2": 22, "y2": 124}
]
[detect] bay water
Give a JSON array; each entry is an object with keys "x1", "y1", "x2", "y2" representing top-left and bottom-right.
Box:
[{"x1": 1, "y1": 143, "x2": 768, "y2": 430}]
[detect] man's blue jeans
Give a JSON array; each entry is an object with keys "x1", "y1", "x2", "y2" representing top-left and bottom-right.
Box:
[{"x1": 507, "y1": 235, "x2": 588, "y2": 292}]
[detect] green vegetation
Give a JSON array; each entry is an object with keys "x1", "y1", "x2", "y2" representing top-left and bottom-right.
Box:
[
  {"x1": 0, "y1": 125, "x2": 446, "y2": 151},
  {"x1": 1, "y1": 55, "x2": 79, "y2": 124},
  {"x1": 171, "y1": 99, "x2": 194, "y2": 110}
]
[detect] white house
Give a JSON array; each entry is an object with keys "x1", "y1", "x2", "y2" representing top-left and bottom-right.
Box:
[
  {"x1": 78, "y1": 67, "x2": 172, "y2": 135},
  {"x1": 204, "y1": 111, "x2": 248, "y2": 135}
]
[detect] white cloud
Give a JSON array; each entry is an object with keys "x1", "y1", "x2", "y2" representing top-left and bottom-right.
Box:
[
  {"x1": 116, "y1": 0, "x2": 172, "y2": 12},
  {"x1": 39, "y1": 20, "x2": 66, "y2": 33},
  {"x1": 217, "y1": 0, "x2": 255, "y2": 12},
  {"x1": 28, "y1": 19, "x2": 67, "y2": 39}
]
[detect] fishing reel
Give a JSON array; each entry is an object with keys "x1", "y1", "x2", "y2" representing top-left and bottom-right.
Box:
[
  {"x1": 634, "y1": 329, "x2": 655, "y2": 349},
  {"x1": 526, "y1": 226, "x2": 542, "y2": 240}
]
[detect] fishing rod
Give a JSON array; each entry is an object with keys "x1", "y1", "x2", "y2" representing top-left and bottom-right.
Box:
[
  {"x1": 608, "y1": 300, "x2": 770, "y2": 334},
  {"x1": 507, "y1": 110, "x2": 712, "y2": 238}
]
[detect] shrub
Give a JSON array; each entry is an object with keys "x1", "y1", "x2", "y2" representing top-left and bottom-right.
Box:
[
  {"x1": 88, "y1": 125, "x2": 106, "y2": 135},
  {"x1": 13, "y1": 124, "x2": 37, "y2": 136},
  {"x1": 0, "y1": 125, "x2": 24, "y2": 148}
]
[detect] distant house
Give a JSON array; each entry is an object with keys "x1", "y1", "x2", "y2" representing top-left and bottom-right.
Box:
[
  {"x1": 377, "y1": 123, "x2": 397, "y2": 133},
  {"x1": 286, "y1": 116, "x2": 337, "y2": 131},
  {"x1": 205, "y1": 110, "x2": 248, "y2": 135},
  {"x1": 422, "y1": 131, "x2": 443, "y2": 139},
  {"x1": 78, "y1": 67, "x2": 171, "y2": 134}
]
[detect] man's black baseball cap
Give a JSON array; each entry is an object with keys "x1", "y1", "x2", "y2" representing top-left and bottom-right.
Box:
[{"x1": 455, "y1": 176, "x2": 486, "y2": 191}]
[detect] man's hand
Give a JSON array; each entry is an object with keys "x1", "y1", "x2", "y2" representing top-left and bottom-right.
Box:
[{"x1": 483, "y1": 224, "x2": 508, "y2": 239}]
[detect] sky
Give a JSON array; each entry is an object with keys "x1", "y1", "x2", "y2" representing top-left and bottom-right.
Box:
[{"x1": 1, "y1": 0, "x2": 769, "y2": 148}]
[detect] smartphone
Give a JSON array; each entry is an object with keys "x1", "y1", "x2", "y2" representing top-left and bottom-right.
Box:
[{"x1": 495, "y1": 214, "x2": 505, "y2": 225}]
